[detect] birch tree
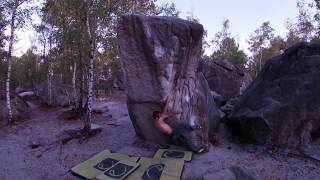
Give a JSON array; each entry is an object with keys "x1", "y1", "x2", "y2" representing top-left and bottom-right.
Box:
[
  {"x1": 296, "y1": 0, "x2": 315, "y2": 41},
  {"x1": 47, "y1": 28, "x2": 54, "y2": 106},
  {"x1": 36, "y1": 23, "x2": 54, "y2": 106},
  {"x1": 0, "y1": 3, "x2": 7, "y2": 90},
  {"x1": 84, "y1": 0, "x2": 97, "y2": 130},
  {"x1": 247, "y1": 21, "x2": 274, "y2": 76},
  {"x1": 4, "y1": 0, "x2": 34, "y2": 123},
  {"x1": 0, "y1": 3, "x2": 6, "y2": 55}
]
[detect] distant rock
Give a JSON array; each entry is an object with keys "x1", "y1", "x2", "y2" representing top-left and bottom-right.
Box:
[
  {"x1": 198, "y1": 59, "x2": 252, "y2": 103},
  {"x1": 0, "y1": 95, "x2": 30, "y2": 122},
  {"x1": 226, "y1": 42, "x2": 320, "y2": 147},
  {"x1": 117, "y1": 15, "x2": 220, "y2": 149},
  {"x1": 35, "y1": 81, "x2": 76, "y2": 107},
  {"x1": 18, "y1": 91, "x2": 35, "y2": 101}
]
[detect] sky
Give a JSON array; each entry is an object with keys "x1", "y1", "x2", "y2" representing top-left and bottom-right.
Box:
[
  {"x1": 12, "y1": 0, "x2": 300, "y2": 57},
  {"x1": 157, "y1": 0, "x2": 299, "y2": 55}
]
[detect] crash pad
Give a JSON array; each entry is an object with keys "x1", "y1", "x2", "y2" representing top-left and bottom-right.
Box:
[
  {"x1": 95, "y1": 160, "x2": 140, "y2": 180},
  {"x1": 153, "y1": 149, "x2": 192, "y2": 162},
  {"x1": 71, "y1": 150, "x2": 139, "y2": 179},
  {"x1": 127, "y1": 157, "x2": 184, "y2": 180}
]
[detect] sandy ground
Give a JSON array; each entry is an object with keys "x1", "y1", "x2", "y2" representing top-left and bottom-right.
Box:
[{"x1": 0, "y1": 91, "x2": 319, "y2": 180}]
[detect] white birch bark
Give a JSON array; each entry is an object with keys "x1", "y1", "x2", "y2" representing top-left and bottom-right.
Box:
[
  {"x1": 6, "y1": 2, "x2": 18, "y2": 123},
  {"x1": 85, "y1": 0, "x2": 95, "y2": 130}
]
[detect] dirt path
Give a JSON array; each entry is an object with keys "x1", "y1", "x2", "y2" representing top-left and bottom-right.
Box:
[{"x1": 0, "y1": 94, "x2": 319, "y2": 180}]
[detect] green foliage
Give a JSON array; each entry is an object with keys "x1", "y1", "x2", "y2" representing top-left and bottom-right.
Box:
[
  {"x1": 0, "y1": 3, "x2": 6, "y2": 95},
  {"x1": 248, "y1": 36, "x2": 286, "y2": 77},
  {"x1": 211, "y1": 37, "x2": 247, "y2": 69},
  {"x1": 211, "y1": 19, "x2": 247, "y2": 69},
  {"x1": 247, "y1": 21, "x2": 274, "y2": 56},
  {"x1": 30, "y1": 0, "x2": 180, "y2": 97},
  {"x1": 247, "y1": 21, "x2": 274, "y2": 77},
  {"x1": 156, "y1": 2, "x2": 180, "y2": 17},
  {"x1": 3, "y1": 0, "x2": 35, "y2": 29},
  {"x1": 11, "y1": 49, "x2": 46, "y2": 89},
  {"x1": 0, "y1": 3, "x2": 6, "y2": 52},
  {"x1": 285, "y1": 19, "x2": 302, "y2": 47},
  {"x1": 296, "y1": 0, "x2": 315, "y2": 41}
]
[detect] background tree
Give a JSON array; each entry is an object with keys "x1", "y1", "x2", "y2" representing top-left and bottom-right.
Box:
[
  {"x1": 285, "y1": 18, "x2": 302, "y2": 47},
  {"x1": 211, "y1": 19, "x2": 247, "y2": 69},
  {"x1": 0, "y1": 2, "x2": 7, "y2": 97},
  {"x1": 296, "y1": 0, "x2": 315, "y2": 41},
  {"x1": 186, "y1": 11, "x2": 209, "y2": 57},
  {"x1": 258, "y1": 36, "x2": 286, "y2": 66},
  {"x1": 11, "y1": 49, "x2": 45, "y2": 88},
  {"x1": 247, "y1": 21, "x2": 274, "y2": 77},
  {"x1": 3, "y1": 0, "x2": 34, "y2": 123},
  {"x1": 0, "y1": 2, "x2": 6, "y2": 58},
  {"x1": 35, "y1": 21, "x2": 55, "y2": 106},
  {"x1": 313, "y1": 0, "x2": 320, "y2": 37},
  {"x1": 156, "y1": 2, "x2": 180, "y2": 17},
  {"x1": 35, "y1": 0, "x2": 179, "y2": 130}
]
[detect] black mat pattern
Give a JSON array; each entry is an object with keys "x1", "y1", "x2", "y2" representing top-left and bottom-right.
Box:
[
  {"x1": 103, "y1": 163, "x2": 135, "y2": 179},
  {"x1": 142, "y1": 164, "x2": 165, "y2": 180},
  {"x1": 94, "y1": 158, "x2": 120, "y2": 171},
  {"x1": 161, "y1": 150, "x2": 185, "y2": 158}
]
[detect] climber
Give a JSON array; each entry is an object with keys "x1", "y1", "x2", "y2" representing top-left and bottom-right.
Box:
[{"x1": 152, "y1": 96, "x2": 204, "y2": 153}]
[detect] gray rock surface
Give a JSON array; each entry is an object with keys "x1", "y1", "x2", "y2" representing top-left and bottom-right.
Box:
[
  {"x1": 198, "y1": 59, "x2": 252, "y2": 102},
  {"x1": 34, "y1": 82, "x2": 76, "y2": 107},
  {"x1": 221, "y1": 97, "x2": 240, "y2": 115},
  {"x1": 117, "y1": 15, "x2": 220, "y2": 149},
  {"x1": 226, "y1": 42, "x2": 320, "y2": 147},
  {"x1": 211, "y1": 90, "x2": 225, "y2": 107},
  {"x1": 0, "y1": 96, "x2": 30, "y2": 121}
]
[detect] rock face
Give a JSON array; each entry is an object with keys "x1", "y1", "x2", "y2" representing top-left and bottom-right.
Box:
[
  {"x1": 226, "y1": 43, "x2": 320, "y2": 147},
  {"x1": 35, "y1": 82, "x2": 76, "y2": 107},
  {"x1": 117, "y1": 15, "x2": 220, "y2": 149},
  {"x1": 0, "y1": 96, "x2": 30, "y2": 121},
  {"x1": 198, "y1": 59, "x2": 252, "y2": 102}
]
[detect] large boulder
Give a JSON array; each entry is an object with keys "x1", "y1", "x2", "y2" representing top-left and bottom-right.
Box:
[
  {"x1": 198, "y1": 59, "x2": 252, "y2": 102},
  {"x1": 0, "y1": 95, "x2": 30, "y2": 122},
  {"x1": 226, "y1": 43, "x2": 320, "y2": 148},
  {"x1": 117, "y1": 15, "x2": 220, "y2": 149},
  {"x1": 35, "y1": 81, "x2": 76, "y2": 107}
]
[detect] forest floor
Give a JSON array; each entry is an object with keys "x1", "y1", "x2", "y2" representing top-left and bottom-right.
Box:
[{"x1": 0, "y1": 91, "x2": 319, "y2": 180}]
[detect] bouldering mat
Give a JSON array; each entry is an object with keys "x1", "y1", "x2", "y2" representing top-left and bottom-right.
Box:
[
  {"x1": 71, "y1": 150, "x2": 139, "y2": 179},
  {"x1": 153, "y1": 149, "x2": 192, "y2": 162},
  {"x1": 95, "y1": 160, "x2": 140, "y2": 180},
  {"x1": 127, "y1": 157, "x2": 184, "y2": 180}
]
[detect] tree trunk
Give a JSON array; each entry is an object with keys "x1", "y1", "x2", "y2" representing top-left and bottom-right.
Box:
[
  {"x1": 85, "y1": 40, "x2": 94, "y2": 130},
  {"x1": 6, "y1": 3, "x2": 18, "y2": 123},
  {"x1": 47, "y1": 36, "x2": 53, "y2": 106},
  {"x1": 84, "y1": 0, "x2": 95, "y2": 130},
  {"x1": 72, "y1": 60, "x2": 77, "y2": 107},
  {"x1": 77, "y1": 42, "x2": 84, "y2": 111}
]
